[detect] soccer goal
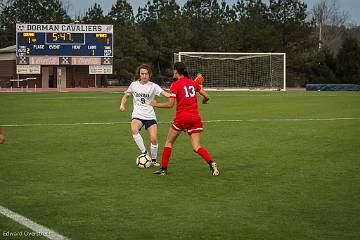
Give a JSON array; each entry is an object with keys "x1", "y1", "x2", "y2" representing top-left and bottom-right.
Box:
[{"x1": 173, "y1": 52, "x2": 286, "y2": 91}]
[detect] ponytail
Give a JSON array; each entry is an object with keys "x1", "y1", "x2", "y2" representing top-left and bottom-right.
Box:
[{"x1": 173, "y1": 62, "x2": 190, "y2": 78}]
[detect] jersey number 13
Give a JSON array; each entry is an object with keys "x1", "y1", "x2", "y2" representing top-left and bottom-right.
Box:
[{"x1": 184, "y1": 86, "x2": 195, "y2": 98}]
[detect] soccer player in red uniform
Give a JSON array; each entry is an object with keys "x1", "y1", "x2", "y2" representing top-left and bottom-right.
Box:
[
  {"x1": 151, "y1": 62, "x2": 219, "y2": 176},
  {"x1": 194, "y1": 73, "x2": 204, "y2": 89}
]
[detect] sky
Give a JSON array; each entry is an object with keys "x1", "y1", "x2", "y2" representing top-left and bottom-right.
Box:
[{"x1": 68, "y1": 0, "x2": 360, "y2": 25}]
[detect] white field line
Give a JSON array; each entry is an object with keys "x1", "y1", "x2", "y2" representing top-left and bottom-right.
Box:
[
  {"x1": 0, "y1": 122, "x2": 130, "y2": 127},
  {"x1": 1, "y1": 117, "x2": 359, "y2": 127},
  {"x1": 211, "y1": 94, "x2": 345, "y2": 97},
  {"x1": 204, "y1": 117, "x2": 360, "y2": 122},
  {"x1": 39, "y1": 97, "x2": 99, "y2": 100},
  {"x1": 38, "y1": 94, "x2": 343, "y2": 98},
  {"x1": 24, "y1": 93, "x2": 353, "y2": 99},
  {"x1": 0, "y1": 205, "x2": 68, "y2": 240}
]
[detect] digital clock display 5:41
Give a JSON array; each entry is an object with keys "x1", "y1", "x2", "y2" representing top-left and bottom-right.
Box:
[{"x1": 46, "y1": 32, "x2": 85, "y2": 44}]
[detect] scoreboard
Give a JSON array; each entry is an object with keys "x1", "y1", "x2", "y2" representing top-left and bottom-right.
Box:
[{"x1": 16, "y1": 23, "x2": 113, "y2": 57}]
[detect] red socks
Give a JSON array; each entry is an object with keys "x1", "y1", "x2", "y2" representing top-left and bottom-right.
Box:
[
  {"x1": 161, "y1": 147, "x2": 212, "y2": 170},
  {"x1": 197, "y1": 147, "x2": 212, "y2": 163},
  {"x1": 161, "y1": 147, "x2": 172, "y2": 169}
]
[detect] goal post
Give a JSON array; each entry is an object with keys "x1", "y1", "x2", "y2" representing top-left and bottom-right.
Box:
[{"x1": 173, "y1": 52, "x2": 286, "y2": 91}]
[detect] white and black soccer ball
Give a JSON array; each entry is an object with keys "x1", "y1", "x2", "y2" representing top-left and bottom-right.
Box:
[{"x1": 136, "y1": 154, "x2": 151, "y2": 169}]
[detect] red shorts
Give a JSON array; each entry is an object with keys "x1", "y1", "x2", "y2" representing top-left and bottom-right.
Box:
[{"x1": 171, "y1": 113, "x2": 203, "y2": 134}]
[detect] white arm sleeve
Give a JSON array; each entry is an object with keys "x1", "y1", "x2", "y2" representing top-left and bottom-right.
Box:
[
  {"x1": 125, "y1": 82, "x2": 134, "y2": 95},
  {"x1": 154, "y1": 83, "x2": 164, "y2": 96}
]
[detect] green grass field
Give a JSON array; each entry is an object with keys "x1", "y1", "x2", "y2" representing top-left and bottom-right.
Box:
[{"x1": 0, "y1": 91, "x2": 360, "y2": 240}]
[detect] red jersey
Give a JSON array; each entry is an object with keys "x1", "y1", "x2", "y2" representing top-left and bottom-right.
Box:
[
  {"x1": 194, "y1": 74, "x2": 204, "y2": 85},
  {"x1": 170, "y1": 77, "x2": 201, "y2": 116}
]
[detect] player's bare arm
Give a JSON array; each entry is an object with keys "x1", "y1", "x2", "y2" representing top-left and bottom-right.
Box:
[
  {"x1": 199, "y1": 89, "x2": 210, "y2": 104},
  {"x1": 151, "y1": 97, "x2": 175, "y2": 108},
  {"x1": 120, "y1": 93, "x2": 130, "y2": 112},
  {"x1": 160, "y1": 90, "x2": 171, "y2": 98}
]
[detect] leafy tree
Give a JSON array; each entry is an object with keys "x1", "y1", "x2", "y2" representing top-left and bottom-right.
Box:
[
  {"x1": 230, "y1": 0, "x2": 275, "y2": 52},
  {"x1": 108, "y1": 0, "x2": 134, "y2": 25},
  {"x1": 0, "y1": 0, "x2": 71, "y2": 48},
  {"x1": 108, "y1": 0, "x2": 151, "y2": 81},
  {"x1": 312, "y1": 0, "x2": 349, "y2": 52},
  {"x1": 38, "y1": 0, "x2": 71, "y2": 23},
  {"x1": 181, "y1": 0, "x2": 225, "y2": 51},
  {"x1": 336, "y1": 35, "x2": 360, "y2": 84},
  {"x1": 214, "y1": 0, "x2": 235, "y2": 51},
  {"x1": 136, "y1": 0, "x2": 182, "y2": 77},
  {"x1": 268, "y1": 0, "x2": 315, "y2": 86},
  {"x1": 82, "y1": 3, "x2": 106, "y2": 24},
  {"x1": 268, "y1": 0, "x2": 313, "y2": 53},
  {"x1": 308, "y1": 47, "x2": 337, "y2": 84}
]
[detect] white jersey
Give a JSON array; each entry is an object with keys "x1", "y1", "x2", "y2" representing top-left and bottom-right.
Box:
[{"x1": 125, "y1": 80, "x2": 164, "y2": 120}]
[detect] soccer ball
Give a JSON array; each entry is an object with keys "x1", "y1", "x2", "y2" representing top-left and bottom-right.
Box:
[{"x1": 136, "y1": 154, "x2": 151, "y2": 169}]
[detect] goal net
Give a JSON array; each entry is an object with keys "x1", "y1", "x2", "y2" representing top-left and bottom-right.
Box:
[{"x1": 173, "y1": 52, "x2": 286, "y2": 91}]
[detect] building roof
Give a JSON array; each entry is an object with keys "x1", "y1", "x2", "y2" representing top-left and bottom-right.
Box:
[{"x1": 0, "y1": 45, "x2": 16, "y2": 53}]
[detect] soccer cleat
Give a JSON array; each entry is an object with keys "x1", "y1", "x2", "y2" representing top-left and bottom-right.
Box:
[
  {"x1": 153, "y1": 168, "x2": 167, "y2": 175},
  {"x1": 209, "y1": 161, "x2": 220, "y2": 176},
  {"x1": 151, "y1": 160, "x2": 160, "y2": 167}
]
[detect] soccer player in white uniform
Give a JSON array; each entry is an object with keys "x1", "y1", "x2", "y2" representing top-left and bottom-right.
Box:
[{"x1": 120, "y1": 64, "x2": 171, "y2": 166}]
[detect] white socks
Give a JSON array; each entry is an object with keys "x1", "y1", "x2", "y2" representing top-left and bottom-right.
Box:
[
  {"x1": 132, "y1": 133, "x2": 158, "y2": 160},
  {"x1": 150, "y1": 143, "x2": 158, "y2": 160},
  {"x1": 132, "y1": 133, "x2": 146, "y2": 154}
]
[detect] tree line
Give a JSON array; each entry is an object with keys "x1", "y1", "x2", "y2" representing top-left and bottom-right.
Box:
[{"x1": 1, "y1": 0, "x2": 359, "y2": 86}]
